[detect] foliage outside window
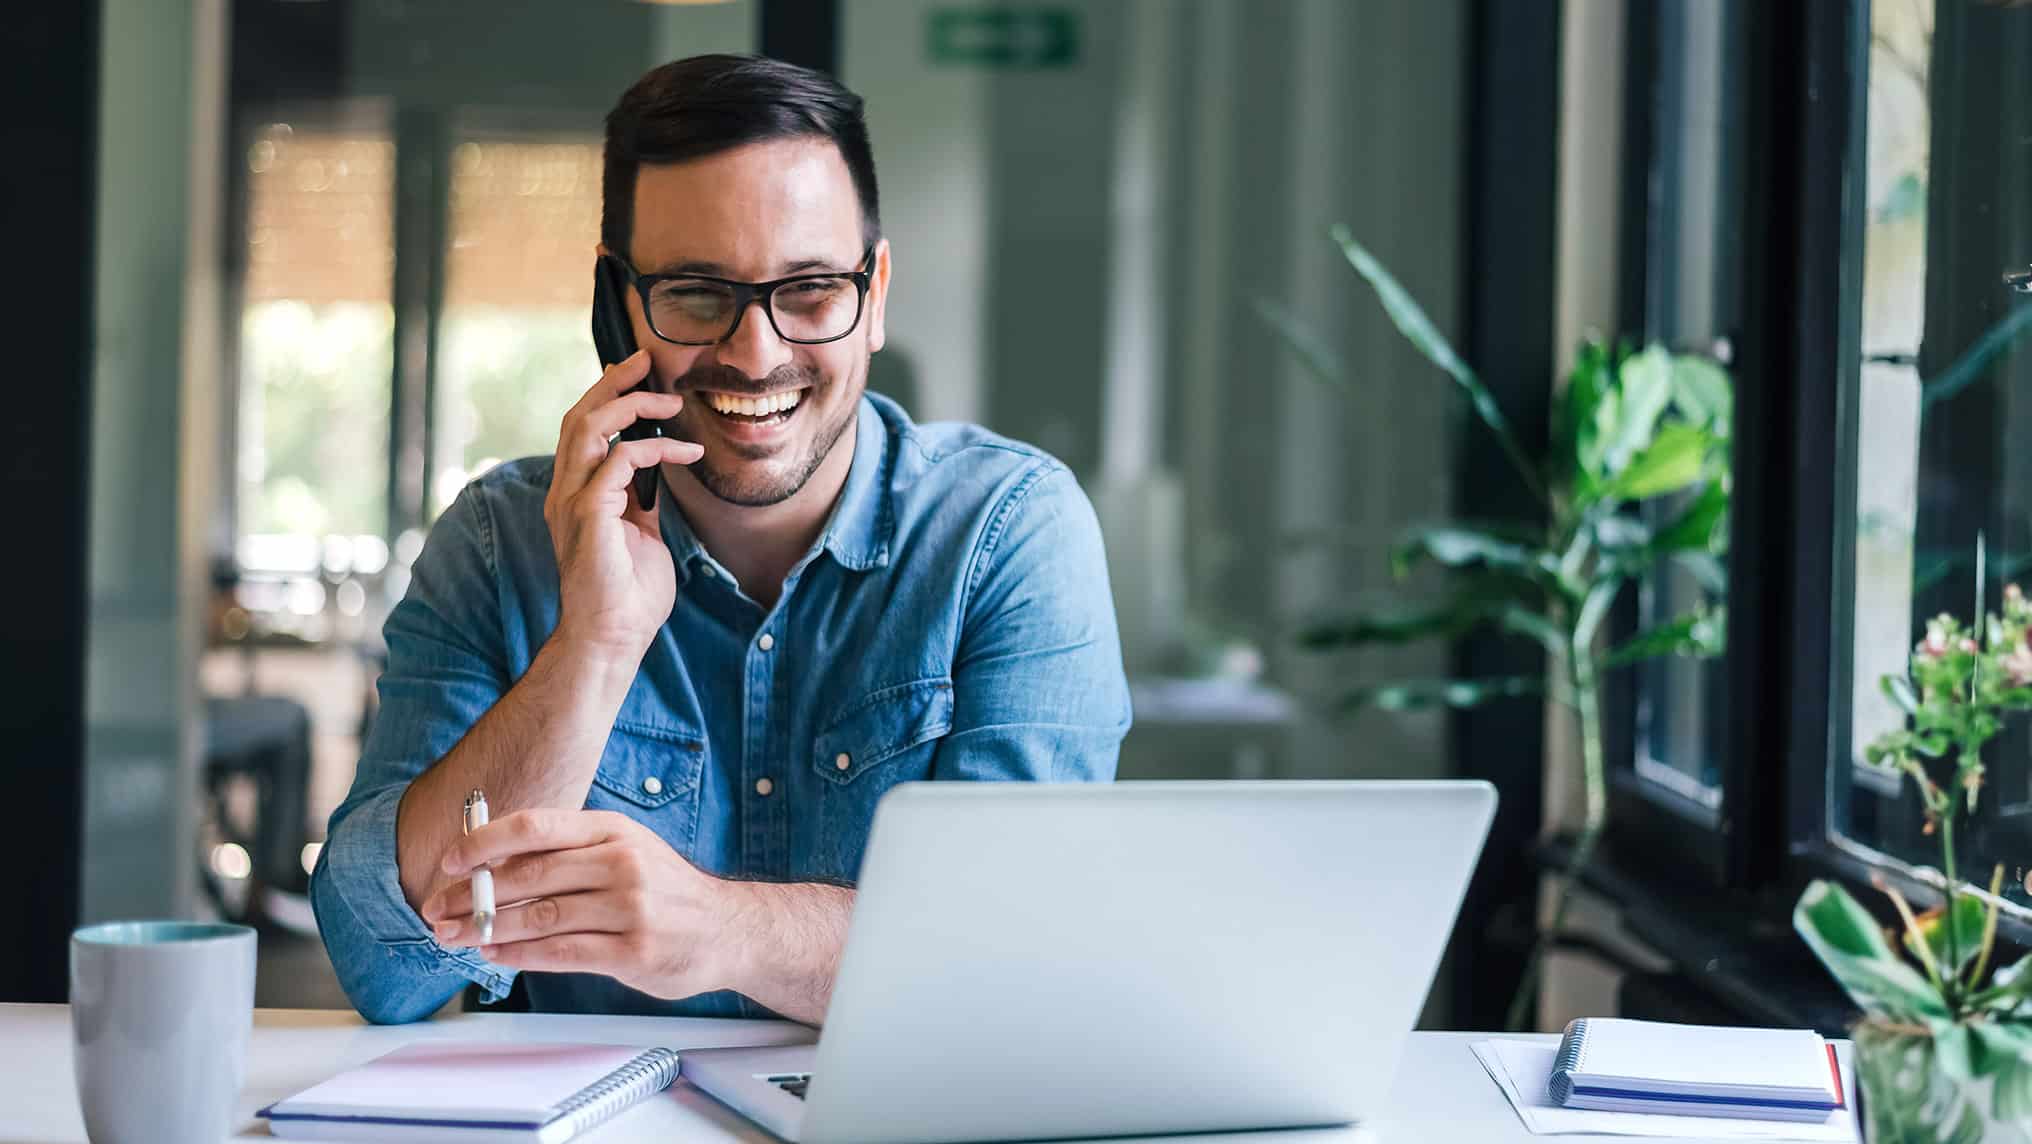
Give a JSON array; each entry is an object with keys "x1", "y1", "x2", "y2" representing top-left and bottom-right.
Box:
[
  {"x1": 432, "y1": 137, "x2": 604, "y2": 515},
  {"x1": 238, "y1": 123, "x2": 394, "y2": 560}
]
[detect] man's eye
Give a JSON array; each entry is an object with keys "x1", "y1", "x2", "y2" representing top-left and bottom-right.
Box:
[{"x1": 780, "y1": 281, "x2": 843, "y2": 305}]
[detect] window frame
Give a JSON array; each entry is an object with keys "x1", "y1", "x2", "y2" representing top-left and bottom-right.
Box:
[{"x1": 1790, "y1": 0, "x2": 2032, "y2": 946}]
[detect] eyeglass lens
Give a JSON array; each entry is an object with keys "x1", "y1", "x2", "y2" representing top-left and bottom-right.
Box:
[{"x1": 645, "y1": 276, "x2": 863, "y2": 344}]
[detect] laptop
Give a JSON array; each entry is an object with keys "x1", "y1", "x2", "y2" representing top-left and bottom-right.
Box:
[{"x1": 682, "y1": 780, "x2": 1496, "y2": 1144}]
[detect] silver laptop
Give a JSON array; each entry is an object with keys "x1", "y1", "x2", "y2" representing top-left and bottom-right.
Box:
[{"x1": 682, "y1": 780, "x2": 1495, "y2": 1144}]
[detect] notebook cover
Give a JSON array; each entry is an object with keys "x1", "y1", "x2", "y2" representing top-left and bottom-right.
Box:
[{"x1": 257, "y1": 1042, "x2": 672, "y2": 1127}]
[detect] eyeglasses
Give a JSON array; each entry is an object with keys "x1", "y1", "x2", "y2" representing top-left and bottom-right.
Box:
[{"x1": 607, "y1": 245, "x2": 876, "y2": 346}]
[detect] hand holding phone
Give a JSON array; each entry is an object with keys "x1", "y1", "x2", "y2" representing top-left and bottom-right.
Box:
[
  {"x1": 536, "y1": 257, "x2": 703, "y2": 660},
  {"x1": 545, "y1": 347, "x2": 700, "y2": 659}
]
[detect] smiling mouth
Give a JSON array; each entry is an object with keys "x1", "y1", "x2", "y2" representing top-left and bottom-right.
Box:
[{"x1": 700, "y1": 387, "x2": 809, "y2": 426}]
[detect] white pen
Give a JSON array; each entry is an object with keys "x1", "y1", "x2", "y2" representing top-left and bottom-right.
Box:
[{"x1": 462, "y1": 789, "x2": 495, "y2": 944}]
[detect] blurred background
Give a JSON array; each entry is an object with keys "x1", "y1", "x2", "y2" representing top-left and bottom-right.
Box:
[{"x1": 8, "y1": 0, "x2": 2032, "y2": 1038}]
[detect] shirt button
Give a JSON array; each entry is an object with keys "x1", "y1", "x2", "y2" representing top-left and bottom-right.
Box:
[
  {"x1": 835, "y1": 752, "x2": 851, "y2": 771},
  {"x1": 755, "y1": 777, "x2": 774, "y2": 797},
  {"x1": 758, "y1": 633, "x2": 775, "y2": 652},
  {"x1": 641, "y1": 776, "x2": 663, "y2": 796}
]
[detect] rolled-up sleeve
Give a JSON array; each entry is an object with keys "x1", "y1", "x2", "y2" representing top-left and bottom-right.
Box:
[
  {"x1": 931, "y1": 464, "x2": 1133, "y2": 783},
  {"x1": 309, "y1": 485, "x2": 519, "y2": 1023}
]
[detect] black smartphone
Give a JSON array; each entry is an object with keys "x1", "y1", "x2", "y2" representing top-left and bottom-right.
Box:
[{"x1": 592, "y1": 254, "x2": 665, "y2": 512}]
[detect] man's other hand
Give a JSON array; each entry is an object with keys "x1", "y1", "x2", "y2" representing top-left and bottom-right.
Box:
[{"x1": 421, "y1": 808, "x2": 734, "y2": 1001}]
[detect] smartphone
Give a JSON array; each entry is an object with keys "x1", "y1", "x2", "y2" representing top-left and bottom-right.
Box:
[{"x1": 592, "y1": 254, "x2": 665, "y2": 511}]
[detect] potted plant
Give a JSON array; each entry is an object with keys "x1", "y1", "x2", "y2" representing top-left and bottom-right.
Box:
[
  {"x1": 1795, "y1": 580, "x2": 2032, "y2": 1141},
  {"x1": 1261, "y1": 226, "x2": 1732, "y2": 1030}
]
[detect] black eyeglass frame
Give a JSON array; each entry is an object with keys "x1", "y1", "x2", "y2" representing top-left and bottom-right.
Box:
[{"x1": 605, "y1": 245, "x2": 877, "y2": 346}]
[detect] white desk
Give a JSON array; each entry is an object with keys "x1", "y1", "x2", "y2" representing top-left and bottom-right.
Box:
[{"x1": 0, "y1": 1004, "x2": 1785, "y2": 1143}]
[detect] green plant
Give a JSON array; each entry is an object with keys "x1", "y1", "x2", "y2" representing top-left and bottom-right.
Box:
[
  {"x1": 1259, "y1": 225, "x2": 1732, "y2": 1031},
  {"x1": 1794, "y1": 578, "x2": 2032, "y2": 1137}
]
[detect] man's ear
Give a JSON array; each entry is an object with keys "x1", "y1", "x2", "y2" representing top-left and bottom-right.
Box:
[{"x1": 865, "y1": 239, "x2": 892, "y2": 355}]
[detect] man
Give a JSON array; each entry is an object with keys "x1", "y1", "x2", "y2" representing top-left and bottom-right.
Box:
[{"x1": 311, "y1": 55, "x2": 1131, "y2": 1026}]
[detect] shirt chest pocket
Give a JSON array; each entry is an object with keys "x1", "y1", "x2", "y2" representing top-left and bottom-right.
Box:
[
  {"x1": 587, "y1": 721, "x2": 707, "y2": 853},
  {"x1": 810, "y1": 678, "x2": 953, "y2": 877}
]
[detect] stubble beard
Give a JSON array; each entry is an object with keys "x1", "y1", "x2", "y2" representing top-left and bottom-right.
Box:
[{"x1": 683, "y1": 357, "x2": 864, "y2": 508}]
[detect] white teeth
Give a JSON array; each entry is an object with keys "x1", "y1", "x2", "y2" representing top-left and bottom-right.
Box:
[{"x1": 707, "y1": 389, "x2": 806, "y2": 417}]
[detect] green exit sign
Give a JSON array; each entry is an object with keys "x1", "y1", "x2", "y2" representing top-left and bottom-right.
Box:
[{"x1": 927, "y1": 7, "x2": 1080, "y2": 69}]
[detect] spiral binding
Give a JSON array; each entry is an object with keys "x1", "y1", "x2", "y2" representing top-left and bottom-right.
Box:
[
  {"x1": 549, "y1": 1048, "x2": 681, "y2": 1136},
  {"x1": 1546, "y1": 1018, "x2": 1590, "y2": 1106}
]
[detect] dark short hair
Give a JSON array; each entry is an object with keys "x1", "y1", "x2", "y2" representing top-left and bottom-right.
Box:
[{"x1": 602, "y1": 54, "x2": 880, "y2": 263}]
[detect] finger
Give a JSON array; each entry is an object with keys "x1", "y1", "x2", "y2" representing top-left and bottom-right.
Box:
[
  {"x1": 553, "y1": 389, "x2": 688, "y2": 494},
  {"x1": 421, "y1": 842, "x2": 611, "y2": 925},
  {"x1": 481, "y1": 933, "x2": 634, "y2": 976},
  {"x1": 562, "y1": 349, "x2": 652, "y2": 426},
  {"x1": 580, "y1": 437, "x2": 702, "y2": 508},
  {"x1": 441, "y1": 808, "x2": 630, "y2": 877},
  {"x1": 437, "y1": 889, "x2": 631, "y2": 948}
]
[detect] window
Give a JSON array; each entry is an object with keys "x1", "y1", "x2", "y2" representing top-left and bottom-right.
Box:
[
  {"x1": 1833, "y1": 0, "x2": 2032, "y2": 918},
  {"x1": 236, "y1": 114, "x2": 396, "y2": 595},
  {"x1": 1609, "y1": 0, "x2": 1747, "y2": 841},
  {"x1": 431, "y1": 133, "x2": 604, "y2": 514}
]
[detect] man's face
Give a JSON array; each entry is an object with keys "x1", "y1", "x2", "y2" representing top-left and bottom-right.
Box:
[{"x1": 622, "y1": 137, "x2": 889, "y2": 507}]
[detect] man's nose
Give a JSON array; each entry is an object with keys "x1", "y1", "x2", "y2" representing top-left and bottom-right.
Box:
[{"x1": 715, "y1": 299, "x2": 795, "y2": 380}]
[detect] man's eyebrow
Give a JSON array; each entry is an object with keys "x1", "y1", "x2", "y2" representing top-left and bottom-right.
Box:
[{"x1": 649, "y1": 255, "x2": 855, "y2": 277}]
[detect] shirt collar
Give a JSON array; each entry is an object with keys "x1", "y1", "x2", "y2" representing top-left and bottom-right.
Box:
[
  {"x1": 815, "y1": 395, "x2": 894, "y2": 571},
  {"x1": 658, "y1": 394, "x2": 895, "y2": 582}
]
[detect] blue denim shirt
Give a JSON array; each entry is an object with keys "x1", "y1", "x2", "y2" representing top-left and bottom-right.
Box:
[{"x1": 310, "y1": 394, "x2": 1130, "y2": 1024}]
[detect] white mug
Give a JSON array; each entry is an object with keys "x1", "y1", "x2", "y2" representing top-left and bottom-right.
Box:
[{"x1": 70, "y1": 921, "x2": 257, "y2": 1144}]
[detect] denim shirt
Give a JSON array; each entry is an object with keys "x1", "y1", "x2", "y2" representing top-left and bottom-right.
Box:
[{"x1": 310, "y1": 394, "x2": 1131, "y2": 1024}]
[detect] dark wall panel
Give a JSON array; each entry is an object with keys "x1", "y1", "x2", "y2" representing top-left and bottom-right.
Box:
[{"x1": 0, "y1": 1, "x2": 99, "y2": 1001}]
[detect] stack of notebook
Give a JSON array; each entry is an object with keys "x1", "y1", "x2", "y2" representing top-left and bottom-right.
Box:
[{"x1": 1546, "y1": 1018, "x2": 1846, "y2": 1123}]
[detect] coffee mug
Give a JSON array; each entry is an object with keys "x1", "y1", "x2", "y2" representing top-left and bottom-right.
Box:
[{"x1": 70, "y1": 921, "x2": 256, "y2": 1144}]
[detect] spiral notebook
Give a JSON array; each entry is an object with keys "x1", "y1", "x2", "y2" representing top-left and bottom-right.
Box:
[
  {"x1": 257, "y1": 1042, "x2": 681, "y2": 1142},
  {"x1": 1548, "y1": 1018, "x2": 1845, "y2": 1123}
]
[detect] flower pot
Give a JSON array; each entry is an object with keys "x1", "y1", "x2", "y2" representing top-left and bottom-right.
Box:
[{"x1": 1855, "y1": 1021, "x2": 2032, "y2": 1143}]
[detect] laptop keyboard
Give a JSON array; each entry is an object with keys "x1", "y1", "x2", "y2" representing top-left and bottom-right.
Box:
[{"x1": 766, "y1": 1073, "x2": 811, "y2": 1100}]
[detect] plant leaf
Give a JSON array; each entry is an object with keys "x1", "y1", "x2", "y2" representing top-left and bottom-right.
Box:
[
  {"x1": 1903, "y1": 891, "x2": 1991, "y2": 980},
  {"x1": 1595, "y1": 422, "x2": 1716, "y2": 504},
  {"x1": 1794, "y1": 880, "x2": 1953, "y2": 1022},
  {"x1": 1299, "y1": 600, "x2": 1497, "y2": 649},
  {"x1": 1330, "y1": 225, "x2": 1547, "y2": 503},
  {"x1": 1651, "y1": 481, "x2": 1729, "y2": 555},
  {"x1": 1493, "y1": 604, "x2": 1566, "y2": 655},
  {"x1": 1994, "y1": 1052, "x2": 2032, "y2": 1124},
  {"x1": 1561, "y1": 340, "x2": 1614, "y2": 488},
  {"x1": 1602, "y1": 606, "x2": 1726, "y2": 668},
  {"x1": 1995, "y1": 953, "x2": 2032, "y2": 995},
  {"x1": 1592, "y1": 514, "x2": 1653, "y2": 551},
  {"x1": 1969, "y1": 1021, "x2": 2032, "y2": 1081},
  {"x1": 1253, "y1": 297, "x2": 1347, "y2": 389},
  {"x1": 1389, "y1": 525, "x2": 1559, "y2": 585},
  {"x1": 1673, "y1": 550, "x2": 1728, "y2": 596},
  {"x1": 1670, "y1": 353, "x2": 1734, "y2": 433},
  {"x1": 1602, "y1": 344, "x2": 1674, "y2": 473},
  {"x1": 1882, "y1": 673, "x2": 1920, "y2": 715},
  {"x1": 1337, "y1": 676, "x2": 1542, "y2": 715}
]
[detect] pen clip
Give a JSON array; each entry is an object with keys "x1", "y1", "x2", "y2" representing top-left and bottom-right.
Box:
[{"x1": 462, "y1": 789, "x2": 488, "y2": 836}]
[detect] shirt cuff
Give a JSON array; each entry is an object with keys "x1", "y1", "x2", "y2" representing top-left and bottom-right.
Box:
[{"x1": 319, "y1": 784, "x2": 516, "y2": 1002}]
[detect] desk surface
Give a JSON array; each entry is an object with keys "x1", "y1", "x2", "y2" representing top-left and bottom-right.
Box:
[{"x1": 0, "y1": 1003, "x2": 1793, "y2": 1143}]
